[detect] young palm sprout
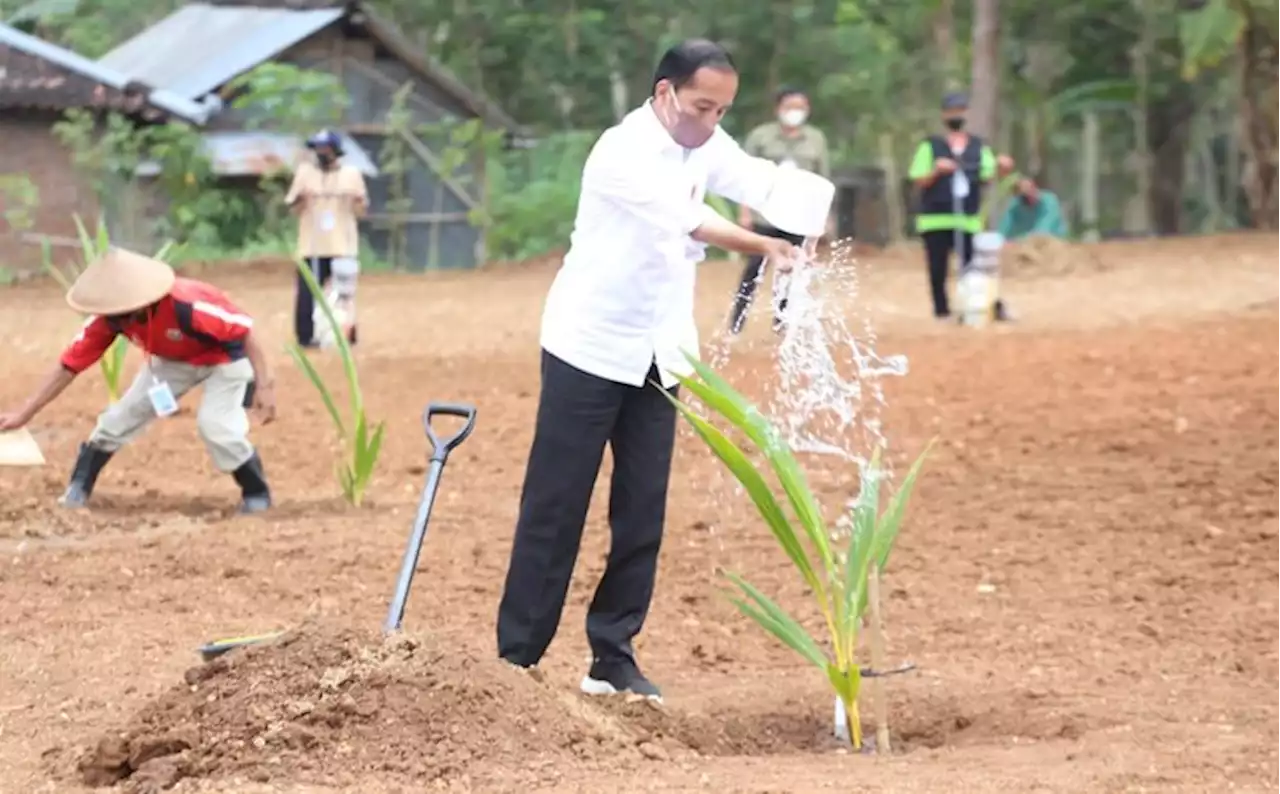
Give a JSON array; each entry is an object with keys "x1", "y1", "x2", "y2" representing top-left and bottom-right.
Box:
[
  {"x1": 666, "y1": 353, "x2": 929, "y2": 749},
  {"x1": 287, "y1": 259, "x2": 385, "y2": 506}
]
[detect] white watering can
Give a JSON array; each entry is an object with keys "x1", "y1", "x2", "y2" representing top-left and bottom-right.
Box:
[
  {"x1": 957, "y1": 231, "x2": 1004, "y2": 327},
  {"x1": 758, "y1": 167, "x2": 836, "y2": 238}
]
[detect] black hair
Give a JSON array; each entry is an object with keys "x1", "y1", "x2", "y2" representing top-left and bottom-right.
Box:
[
  {"x1": 652, "y1": 39, "x2": 736, "y2": 93},
  {"x1": 775, "y1": 85, "x2": 807, "y2": 105}
]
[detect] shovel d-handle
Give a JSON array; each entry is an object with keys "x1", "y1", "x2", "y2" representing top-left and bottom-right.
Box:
[
  {"x1": 383, "y1": 401, "x2": 478, "y2": 636},
  {"x1": 423, "y1": 402, "x2": 477, "y2": 462}
]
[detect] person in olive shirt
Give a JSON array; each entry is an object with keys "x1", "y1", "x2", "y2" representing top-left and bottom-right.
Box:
[
  {"x1": 728, "y1": 86, "x2": 830, "y2": 334},
  {"x1": 908, "y1": 92, "x2": 1014, "y2": 321}
]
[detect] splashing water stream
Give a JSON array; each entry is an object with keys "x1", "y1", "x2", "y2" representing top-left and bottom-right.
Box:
[{"x1": 696, "y1": 238, "x2": 909, "y2": 534}]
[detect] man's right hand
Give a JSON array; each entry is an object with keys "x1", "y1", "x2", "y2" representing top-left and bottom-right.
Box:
[
  {"x1": 737, "y1": 209, "x2": 753, "y2": 228},
  {"x1": 934, "y1": 158, "x2": 958, "y2": 175},
  {"x1": 0, "y1": 411, "x2": 29, "y2": 431},
  {"x1": 762, "y1": 237, "x2": 801, "y2": 272}
]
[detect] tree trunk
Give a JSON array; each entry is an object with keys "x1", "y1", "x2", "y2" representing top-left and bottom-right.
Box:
[
  {"x1": 932, "y1": 0, "x2": 960, "y2": 91},
  {"x1": 1237, "y1": 2, "x2": 1278, "y2": 229},
  {"x1": 969, "y1": 0, "x2": 1001, "y2": 140},
  {"x1": 1024, "y1": 109, "x2": 1045, "y2": 180},
  {"x1": 1129, "y1": 0, "x2": 1154, "y2": 235},
  {"x1": 1147, "y1": 83, "x2": 1195, "y2": 234},
  {"x1": 880, "y1": 133, "x2": 905, "y2": 243},
  {"x1": 1081, "y1": 112, "x2": 1101, "y2": 241},
  {"x1": 1144, "y1": 7, "x2": 1199, "y2": 236},
  {"x1": 1226, "y1": 101, "x2": 1243, "y2": 225}
]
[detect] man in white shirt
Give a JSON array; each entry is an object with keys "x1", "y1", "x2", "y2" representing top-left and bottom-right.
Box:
[{"x1": 496, "y1": 39, "x2": 808, "y2": 701}]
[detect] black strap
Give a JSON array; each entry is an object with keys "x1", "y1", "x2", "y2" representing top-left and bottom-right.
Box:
[{"x1": 173, "y1": 300, "x2": 245, "y2": 360}]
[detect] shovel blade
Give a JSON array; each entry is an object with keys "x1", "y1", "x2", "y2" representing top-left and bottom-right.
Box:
[{"x1": 198, "y1": 632, "x2": 284, "y2": 662}]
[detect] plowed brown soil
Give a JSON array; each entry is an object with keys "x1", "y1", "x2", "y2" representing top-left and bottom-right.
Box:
[{"x1": 1, "y1": 232, "x2": 1276, "y2": 793}]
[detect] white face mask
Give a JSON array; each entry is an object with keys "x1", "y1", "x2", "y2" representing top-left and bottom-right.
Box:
[{"x1": 779, "y1": 108, "x2": 808, "y2": 128}]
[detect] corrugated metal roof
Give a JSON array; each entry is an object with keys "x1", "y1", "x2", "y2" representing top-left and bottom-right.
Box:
[
  {"x1": 135, "y1": 130, "x2": 379, "y2": 177},
  {"x1": 97, "y1": 4, "x2": 344, "y2": 99},
  {"x1": 0, "y1": 23, "x2": 211, "y2": 121}
]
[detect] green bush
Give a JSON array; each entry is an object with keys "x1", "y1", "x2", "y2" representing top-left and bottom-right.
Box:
[{"x1": 484, "y1": 131, "x2": 598, "y2": 260}]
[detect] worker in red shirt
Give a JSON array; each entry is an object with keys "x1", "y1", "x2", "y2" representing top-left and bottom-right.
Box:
[{"x1": 0, "y1": 248, "x2": 278, "y2": 513}]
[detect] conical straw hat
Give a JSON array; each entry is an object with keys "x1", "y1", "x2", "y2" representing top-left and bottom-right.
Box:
[{"x1": 65, "y1": 247, "x2": 176, "y2": 316}]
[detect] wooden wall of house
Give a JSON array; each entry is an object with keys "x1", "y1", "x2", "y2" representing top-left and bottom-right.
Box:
[
  {"x1": 272, "y1": 27, "x2": 485, "y2": 270},
  {"x1": 0, "y1": 111, "x2": 100, "y2": 273}
]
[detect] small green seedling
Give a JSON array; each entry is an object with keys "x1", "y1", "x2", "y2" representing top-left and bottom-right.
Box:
[
  {"x1": 287, "y1": 259, "x2": 385, "y2": 506},
  {"x1": 667, "y1": 353, "x2": 930, "y2": 749}
]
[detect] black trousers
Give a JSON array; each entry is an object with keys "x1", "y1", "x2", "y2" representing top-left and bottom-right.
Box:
[
  {"x1": 294, "y1": 257, "x2": 358, "y2": 347},
  {"x1": 728, "y1": 223, "x2": 805, "y2": 334},
  {"x1": 921, "y1": 230, "x2": 973, "y2": 318},
  {"x1": 497, "y1": 351, "x2": 678, "y2": 668}
]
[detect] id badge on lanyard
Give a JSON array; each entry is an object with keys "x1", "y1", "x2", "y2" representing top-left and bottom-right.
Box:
[
  {"x1": 143, "y1": 312, "x2": 178, "y2": 418},
  {"x1": 147, "y1": 374, "x2": 178, "y2": 417}
]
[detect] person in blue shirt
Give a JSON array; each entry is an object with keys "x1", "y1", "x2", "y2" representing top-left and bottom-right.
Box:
[{"x1": 999, "y1": 177, "x2": 1068, "y2": 241}]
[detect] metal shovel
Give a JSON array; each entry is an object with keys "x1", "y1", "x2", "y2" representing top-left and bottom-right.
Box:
[
  {"x1": 197, "y1": 401, "x2": 477, "y2": 661},
  {"x1": 382, "y1": 401, "x2": 477, "y2": 634}
]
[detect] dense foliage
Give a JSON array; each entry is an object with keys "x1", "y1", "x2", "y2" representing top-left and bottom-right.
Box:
[{"x1": 2, "y1": 0, "x2": 1275, "y2": 265}]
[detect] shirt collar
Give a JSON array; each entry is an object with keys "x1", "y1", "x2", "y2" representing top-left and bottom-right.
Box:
[{"x1": 635, "y1": 98, "x2": 687, "y2": 157}]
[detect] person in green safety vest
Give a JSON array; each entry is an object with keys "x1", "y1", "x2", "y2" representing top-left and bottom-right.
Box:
[
  {"x1": 999, "y1": 177, "x2": 1069, "y2": 241},
  {"x1": 908, "y1": 92, "x2": 1015, "y2": 321}
]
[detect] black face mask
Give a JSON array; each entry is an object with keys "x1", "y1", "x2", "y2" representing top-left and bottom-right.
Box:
[
  {"x1": 317, "y1": 152, "x2": 335, "y2": 168},
  {"x1": 944, "y1": 117, "x2": 966, "y2": 131}
]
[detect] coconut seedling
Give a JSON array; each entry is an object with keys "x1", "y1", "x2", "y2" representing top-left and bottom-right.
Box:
[
  {"x1": 666, "y1": 353, "x2": 929, "y2": 750},
  {"x1": 42, "y1": 214, "x2": 176, "y2": 403},
  {"x1": 287, "y1": 259, "x2": 385, "y2": 506}
]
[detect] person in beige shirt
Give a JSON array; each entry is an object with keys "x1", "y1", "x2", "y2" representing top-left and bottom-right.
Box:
[
  {"x1": 728, "y1": 86, "x2": 831, "y2": 334},
  {"x1": 285, "y1": 129, "x2": 367, "y2": 347}
]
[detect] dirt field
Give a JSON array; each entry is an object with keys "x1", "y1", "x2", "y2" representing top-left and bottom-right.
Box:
[{"x1": 1, "y1": 233, "x2": 1276, "y2": 794}]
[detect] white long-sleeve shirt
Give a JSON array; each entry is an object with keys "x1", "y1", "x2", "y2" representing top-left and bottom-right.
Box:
[{"x1": 540, "y1": 101, "x2": 781, "y2": 389}]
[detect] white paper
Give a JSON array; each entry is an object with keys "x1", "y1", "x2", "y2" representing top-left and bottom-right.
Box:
[
  {"x1": 0, "y1": 428, "x2": 46, "y2": 466},
  {"x1": 319, "y1": 211, "x2": 336, "y2": 232}
]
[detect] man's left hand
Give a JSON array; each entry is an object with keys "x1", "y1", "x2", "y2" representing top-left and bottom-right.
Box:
[{"x1": 253, "y1": 383, "x2": 277, "y2": 425}]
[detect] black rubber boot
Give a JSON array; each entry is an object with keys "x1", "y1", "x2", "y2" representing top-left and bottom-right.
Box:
[
  {"x1": 231, "y1": 452, "x2": 272, "y2": 514},
  {"x1": 59, "y1": 442, "x2": 114, "y2": 508}
]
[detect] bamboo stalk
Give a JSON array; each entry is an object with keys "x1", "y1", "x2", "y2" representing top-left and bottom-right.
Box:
[{"x1": 866, "y1": 565, "x2": 891, "y2": 754}]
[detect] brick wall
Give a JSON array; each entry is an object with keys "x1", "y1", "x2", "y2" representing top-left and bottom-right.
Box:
[{"x1": 0, "y1": 111, "x2": 99, "y2": 274}]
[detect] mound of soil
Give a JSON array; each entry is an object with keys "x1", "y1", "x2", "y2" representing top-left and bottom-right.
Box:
[
  {"x1": 74, "y1": 625, "x2": 648, "y2": 791},
  {"x1": 1002, "y1": 236, "x2": 1109, "y2": 278}
]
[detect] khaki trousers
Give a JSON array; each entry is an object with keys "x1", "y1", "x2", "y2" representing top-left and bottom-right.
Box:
[{"x1": 88, "y1": 357, "x2": 255, "y2": 472}]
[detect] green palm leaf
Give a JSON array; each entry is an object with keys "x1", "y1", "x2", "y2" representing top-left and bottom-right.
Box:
[
  {"x1": 724, "y1": 571, "x2": 829, "y2": 669},
  {"x1": 666, "y1": 355, "x2": 931, "y2": 750},
  {"x1": 675, "y1": 356, "x2": 834, "y2": 570},
  {"x1": 665, "y1": 393, "x2": 824, "y2": 595},
  {"x1": 288, "y1": 259, "x2": 383, "y2": 505}
]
